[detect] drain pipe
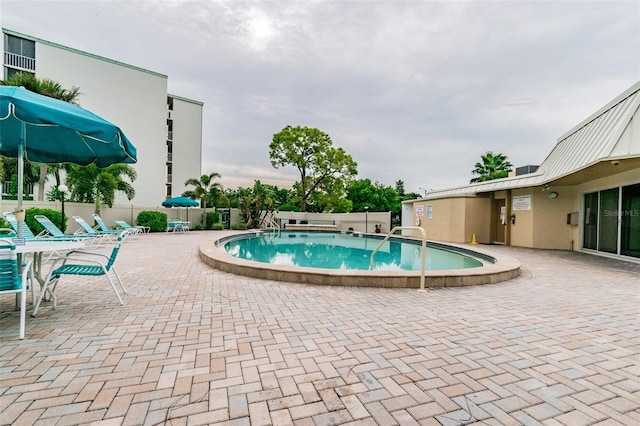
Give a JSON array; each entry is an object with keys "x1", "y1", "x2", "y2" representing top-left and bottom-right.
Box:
[{"x1": 369, "y1": 226, "x2": 427, "y2": 291}]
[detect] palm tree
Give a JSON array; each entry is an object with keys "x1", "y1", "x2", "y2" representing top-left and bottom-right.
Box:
[
  {"x1": 0, "y1": 72, "x2": 80, "y2": 200},
  {"x1": 184, "y1": 172, "x2": 223, "y2": 229},
  {"x1": 65, "y1": 164, "x2": 137, "y2": 215},
  {"x1": 470, "y1": 151, "x2": 513, "y2": 183}
]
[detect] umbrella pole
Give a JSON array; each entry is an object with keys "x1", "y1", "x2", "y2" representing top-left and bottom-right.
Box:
[{"x1": 16, "y1": 123, "x2": 25, "y2": 239}]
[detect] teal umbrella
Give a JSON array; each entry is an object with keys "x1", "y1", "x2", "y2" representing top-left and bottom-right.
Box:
[
  {"x1": 0, "y1": 86, "x2": 137, "y2": 237},
  {"x1": 162, "y1": 196, "x2": 199, "y2": 221},
  {"x1": 162, "y1": 196, "x2": 199, "y2": 208}
]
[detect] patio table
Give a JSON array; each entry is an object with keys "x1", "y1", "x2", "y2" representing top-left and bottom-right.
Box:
[{"x1": 14, "y1": 239, "x2": 85, "y2": 314}]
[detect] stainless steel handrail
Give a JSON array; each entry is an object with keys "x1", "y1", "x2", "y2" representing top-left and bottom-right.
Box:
[{"x1": 369, "y1": 226, "x2": 427, "y2": 291}]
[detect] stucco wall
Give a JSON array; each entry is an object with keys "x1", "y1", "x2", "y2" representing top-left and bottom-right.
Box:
[
  {"x1": 531, "y1": 186, "x2": 578, "y2": 250},
  {"x1": 464, "y1": 196, "x2": 491, "y2": 244},
  {"x1": 412, "y1": 198, "x2": 469, "y2": 243},
  {"x1": 36, "y1": 43, "x2": 169, "y2": 207},
  {"x1": 170, "y1": 97, "x2": 204, "y2": 198}
]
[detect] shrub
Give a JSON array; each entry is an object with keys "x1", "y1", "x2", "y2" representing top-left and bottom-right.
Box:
[
  {"x1": 25, "y1": 207, "x2": 64, "y2": 234},
  {"x1": 278, "y1": 204, "x2": 300, "y2": 212},
  {"x1": 192, "y1": 224, "x2": 203, "y2": 230},
  {"x1": 212, "y1": 223, "x2": 225, "y2": 230},
  {"x1": 205, "y1": 211, "x2": 220, "y2": 229},
  {"x1": 231, "y1": 223, "x2": 247, "y2": 230},
  {"x1": 137, "y1": 211, "x2": 167, "y2": 232}
]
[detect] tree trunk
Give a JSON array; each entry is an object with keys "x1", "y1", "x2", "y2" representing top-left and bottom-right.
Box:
[{"x1": 38, "y1": 163, "x2": 47, "y2": 201}]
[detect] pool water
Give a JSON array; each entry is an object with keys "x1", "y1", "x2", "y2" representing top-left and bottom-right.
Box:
[{"x1": 222, "y1": 231, "x2": 483, "y2": 271}]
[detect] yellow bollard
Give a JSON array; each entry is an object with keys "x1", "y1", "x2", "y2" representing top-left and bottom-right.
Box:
[{"x1": 471, "y1": 233, "x2": 478, "y2": 244}]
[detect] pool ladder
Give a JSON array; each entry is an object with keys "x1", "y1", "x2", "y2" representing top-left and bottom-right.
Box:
[{"x1": 369, "y1": 226, "x2": 428, "y2": 292}]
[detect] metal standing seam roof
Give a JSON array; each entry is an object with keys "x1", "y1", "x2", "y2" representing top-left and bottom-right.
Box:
[{"x1": 416, "y1": 81, "x2": 640, "y2": 201}]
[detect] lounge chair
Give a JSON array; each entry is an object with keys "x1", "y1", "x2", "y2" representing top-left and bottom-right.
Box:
[
  {"x1": 72, "y1": 216, "x2": 122, "y2": 244},
  {"x1": 32, "y1": 231, "x2": 128, "y2": 316},
  {"x1": 34, "y1": 215, "x2": 96, "y2": 242},
  {"x1": 114, "y1": 220, "x2": 149, "y2": 236},
  {"x1": 0, "y1": 239, "x2": 33, "y2": 339},
  {"x1": 92, "y1": 214, "x2": 126, "y2": 235},
  {"x1": 4, "y1": 212, "x2": 41, "y2": 240}
]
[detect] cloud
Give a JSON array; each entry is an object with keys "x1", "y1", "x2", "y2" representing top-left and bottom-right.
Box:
[{"x1": 2, "y1": 0, "x2": 638, "y2": 194}]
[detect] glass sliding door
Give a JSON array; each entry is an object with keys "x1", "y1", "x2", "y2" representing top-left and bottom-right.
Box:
[
  {"x1": 598, "y1": 188, "x2": 619, "y2": 254},
  {"x1": 584, "y1": 183, "x2": 640, "y2": 258},
  {"x1": 583, "y1": 192, "x2": 598, "y2": 250},
  {"x1": 621, "y1": 183, "x2": 640, "y2": 258}
]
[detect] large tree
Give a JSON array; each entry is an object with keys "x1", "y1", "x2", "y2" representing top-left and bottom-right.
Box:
[
  {"x1": 269, "y1": 126, "x2": 357, "y2": 212},
  {"x1": 0, "y1": 72, "x2": 80, "y2": 200},
  {"x1": 470, "y1": 151, "x2": 513, "y2": 183},
  {"x1": 65, "y1": 163, "x2": 136, "y2": 214},
  {"x1": 346, "y1": 178, "x2": 400, "y2": 213},
  {"x1": 184, "y1": 172, "x2": 223, "y2": 229}
]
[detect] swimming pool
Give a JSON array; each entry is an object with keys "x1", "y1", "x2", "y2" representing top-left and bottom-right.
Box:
[
  {"x1": 200, "y1": 230, "x2": 521, "y2": 289},
  {"x1": 222, "y1": 231, "x2": 483, "y2": 271}
]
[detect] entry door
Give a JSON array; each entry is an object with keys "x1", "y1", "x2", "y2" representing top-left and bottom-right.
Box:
[{"x1": 494, "y1": 199, "x2": 507, "y2": 244}]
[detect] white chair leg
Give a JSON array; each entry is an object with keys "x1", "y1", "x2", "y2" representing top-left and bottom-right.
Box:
[
  {"x1": 110, "y1": 267, "x2": 127, "y2": 294},
  {"x1": 103, "y1": 269, "x2": 124, "y2": 305},
  {"x1": 19, "y1": 286, "x2": 26, "y2": 340},
  {"x1": 33, "y1": 271, "x2": 55, "y2": 317}
]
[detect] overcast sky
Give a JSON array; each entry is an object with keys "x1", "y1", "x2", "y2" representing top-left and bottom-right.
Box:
[{"x1": 2, "y1": 0, "x2": 639, "y2": 194}]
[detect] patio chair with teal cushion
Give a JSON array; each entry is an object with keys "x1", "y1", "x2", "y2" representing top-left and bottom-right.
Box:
[
  {"x1": 32, "y1": 231, "x2": 128, "y2": 316},
  {"x1": 0, "y1": 239, "x2": 33, "y2": 339}
]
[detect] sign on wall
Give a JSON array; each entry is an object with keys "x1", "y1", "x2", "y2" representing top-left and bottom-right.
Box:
[
  {"x1": 416, "y1": 205, "x2": 424, "y2": 216},
  {"x1": 512, "y1": 195, "x2": 532, "y2": 211}
]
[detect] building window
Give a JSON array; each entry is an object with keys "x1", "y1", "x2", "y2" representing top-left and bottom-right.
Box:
[{"x1": 4, "y1": 34, "x2": 36, "y2": 75}]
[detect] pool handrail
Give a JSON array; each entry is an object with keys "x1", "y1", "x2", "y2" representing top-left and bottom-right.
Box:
[{"x1": 369, "y1": 226, "x2": 427, "y2": 291}]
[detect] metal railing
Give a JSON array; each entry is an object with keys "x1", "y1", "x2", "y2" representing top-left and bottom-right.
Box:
[
  {"x1": 369, "y1": 226, "x2": 428, "y2": 291},
  {"x1": 263, "y1": 216, "x2": 280, "y2": 230}
]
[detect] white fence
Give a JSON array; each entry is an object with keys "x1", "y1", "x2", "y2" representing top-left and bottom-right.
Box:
[
  {"x1": 0, "y1": 199, "x2": 205, "y2": 232},
  {"x1": 274, "y1": 211, "x2": 392, "y2": 234}
]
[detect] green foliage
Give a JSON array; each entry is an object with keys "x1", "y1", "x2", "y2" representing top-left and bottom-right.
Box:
[
  {"x1": 25, "y1": 207, "x2": 63, "y2": 234},
  {"x1": 470, "y1": 151, "x2": 513, "y2": 183},
  {"x1": 269, "y1": 125, "x2": 357, "y2": 212},
  {"x1": 1, "y1": 158, "x2": 38, "y2": 199},
  {"x1": 0, "y1": 217, "x2": 9, "y2": 230},
  {"x1": 346, "y1": 179, "x2": 400, "y2": 213},
  {"x1": 205, "y1": 211, "x2": 220, "y2": 229},
  {"x1": 231, "y1": 223, "x2": 247, "y2": 230},
  {"x1": 237, "y1": 181, "x2": 277, "y2": 228},
  {"x1": 278, "y1": 203, "x2": 301, "y2": 212},
  {"x1": 136, "y1": 211, "x2": 167, "y2": 232},
  {"x1": 66, "y1": 164, "x2": 137, "y2": 214},
  {"x1": 212, "y1": 223, "x2": 225, "y2": 230},
  {"x1": 1, "y1": 72, "x2": 80, "y2": 103},
  {"x1": 184, "y1": 172, "x2": 224, "y2": 228}
]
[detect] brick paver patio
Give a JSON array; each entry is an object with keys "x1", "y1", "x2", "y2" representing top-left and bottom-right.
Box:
[{"x1": 1, "y1": 231, "x2": 638, "y2": 425}]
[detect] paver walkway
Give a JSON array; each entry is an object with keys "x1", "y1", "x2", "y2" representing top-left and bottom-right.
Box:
[{"x1": 1, "y1": 231, "x2": 638, "y2": 425}]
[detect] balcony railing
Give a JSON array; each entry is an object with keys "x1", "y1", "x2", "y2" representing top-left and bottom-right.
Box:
[
  {"x1": 167, "y1": 131, "x2": 173, "y2": 140},
  {"x1": 4, "y1": 52, "x2": 36, "y2": 71}
]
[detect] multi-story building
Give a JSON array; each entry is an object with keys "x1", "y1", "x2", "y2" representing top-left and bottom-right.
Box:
[{"x1": 2, "y1": 28, "x2": 203, "y2": 207}]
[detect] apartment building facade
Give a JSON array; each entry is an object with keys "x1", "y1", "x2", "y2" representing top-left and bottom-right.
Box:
[{"x1": 2, "y1": 28, "x2": 203, "y2": 207}]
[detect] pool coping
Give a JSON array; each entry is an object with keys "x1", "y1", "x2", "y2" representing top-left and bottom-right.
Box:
[{"x1": 199, "y1": 231, "x2": 521, "y2": 288}]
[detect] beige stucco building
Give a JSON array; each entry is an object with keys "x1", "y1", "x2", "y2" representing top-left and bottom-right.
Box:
[
  {"x1": 2, "y1": 28, "x2": 203, "y2": 207},
  {"x1": 404, "y1": 81, "x2": 640, "y2": 260}
]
